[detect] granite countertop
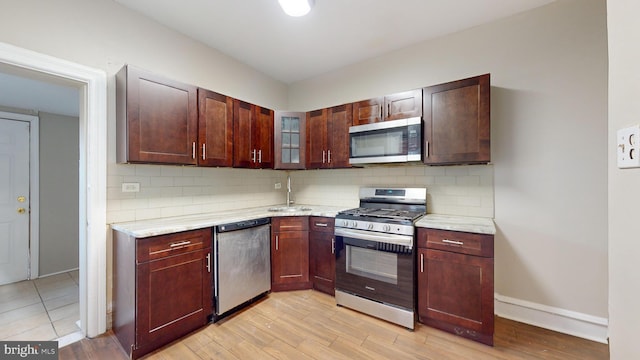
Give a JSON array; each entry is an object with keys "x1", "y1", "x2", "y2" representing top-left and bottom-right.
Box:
[
  {"x1": 110, "y1": 204, "x2": 351, "y2": 238},
  {"x1": 415, "y1": 214, "x2": 496, "y2": 235}
]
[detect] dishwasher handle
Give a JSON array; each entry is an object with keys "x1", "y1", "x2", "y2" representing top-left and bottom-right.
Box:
[{"x1": 216, "y1": 217, "x2": 271, "y2": 233}]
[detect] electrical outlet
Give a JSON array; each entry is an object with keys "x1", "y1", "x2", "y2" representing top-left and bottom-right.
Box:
[
  {"x1": 275, "y1": 182, "x2": 282, "y2": 189},
  {"x1": 617, "y1": 125, "x2": 640, "y2": 168},
  {"x1": 122, "y1": 182, "x2": 140, "y2": 192}
]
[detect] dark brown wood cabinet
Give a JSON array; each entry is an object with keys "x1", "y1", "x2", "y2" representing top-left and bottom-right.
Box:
[
  {"x1": 271, "y1": 217, "x2": 311, "y2": 291},
  {"x1": 113, "y1": 228, "x2": 213, "y2": 359},
  {"x1": 233, "y1": 100, "x2": 274, "y2": 168},
  {"x1": 423, "y1": 74, "x2": 491, "y2": 165},
  {"x1": 384, "y1": 89, "x2": 423, "y2": 121},
  {"x1": 116, "y1": 65, "x2": 198, "y2": 165},
  {"x1": 309, "y1": 217, "x2": 335, "y2": 296},
  {"x1": 306, "y1": 104, "x2": 352, "y2": 169},
  {"x1": 197, "y1": 88, "x2": 233, "y2": 167},
  {"x1": 352, "y1": 97, "x2": 383, "y2": 125},
  {"x1": 417, "y1": 228, "x2": 494, "y2": 346}
]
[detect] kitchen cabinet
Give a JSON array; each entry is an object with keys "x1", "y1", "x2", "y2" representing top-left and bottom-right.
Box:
[
  {"x1": 309, "y1": 217, "x2": 335, "y2": 296},
  {"x1": 306, "y1": 104, "x2": 352, "y2": 169},
  {"x1": 274, "y1": 111, "x2": 306, "y2": 169},
  {"x1": 352, "y1": 97, "x2": 383, "y2": 125},
  {"x1": 233, "y1": 99, "x2": 274, "y2": 168},
  {"x1": 384, "y1": 89, "x2": 423, "y2": 121},
  {"x1": 417, "y1": 228, "x2": 494, "y2": 346},
  {"x1": 197, "y1": 88, "x2": 233, "y2": 167},
  {"x1": 271, "y1": 216, "x2": 311, "y2": 291},
  {"x1": 423, "y1": 74, "x2": 491, "y2": 165},
  {"x1": 113, "y1": 228, "x2": 212, "y2": 359},
  {"x1": 116, "y1": 65, "x2": 198, "y2": 165}
]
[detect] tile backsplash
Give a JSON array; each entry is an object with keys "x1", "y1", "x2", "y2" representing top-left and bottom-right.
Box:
[{"x1": 106, "y1": 163, "x2": 494, "y2": 224}]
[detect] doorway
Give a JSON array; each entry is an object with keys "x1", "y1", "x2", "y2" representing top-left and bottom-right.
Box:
[{"x1": 0, "y1": 42, "x2": 107, "y2": 340}]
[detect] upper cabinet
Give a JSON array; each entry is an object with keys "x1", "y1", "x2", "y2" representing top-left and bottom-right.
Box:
[
  {"x1": 197, "y1": 89, "x2": 233, "y2": 167},
  {"x1": 384, "y1": 89, "x2": 423, "y2": 121},
  {"x1": 306, "y1": 104, "x2": 352, "y2": 169},
  {"x1": 233, "y1": 100, "x2": 274, "y2": 169},
  {"x1": 423, "y1": 74, "x2": 490, "y2": 165},
  {"x1": 116, "y1": 65, "x2": 198, "y2": 165},
  {"x1": 352, "y1": 90, "x2": 422, "y2": 126},
  {"x1": 274, "y1": 111, "x2": 306, "y2": 170}
]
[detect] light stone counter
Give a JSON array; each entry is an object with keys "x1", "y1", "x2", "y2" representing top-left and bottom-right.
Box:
[
  {"x1": 110, "y1": 204, "x2": 351, "y2": 238},
  {"x1": 415, "y1": 214, "x2": 496, "y2": 235}
]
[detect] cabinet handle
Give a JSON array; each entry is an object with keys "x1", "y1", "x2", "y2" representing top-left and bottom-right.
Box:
[
  {"x1": 202, "y1": 143, "x2": 206, "y2": 160},
  {"x1": 420, "y1": 253, "x2": 424, "y2": 273},
  {"x1": 442, "y1": 239, "x2": 464, "y2": 245},
  {"x1": 275, "y1": 235, "x2": 279, "y2": 250},
  {"x1": 192, "y1": 142, "x2": 196, "y2": 159},
  {"x1": 322, "y1": 150, "x2": 326, "y2": 163},
  {"x1": 327, "y1": 150, "x2": 331, "y2": 163},
  {"x1": 258, "y1": 149, "x2": 262, "y2": 163},
  {"x1": 251, "y1": 149, "x2": 256, "y2": 163},
  {"x1": 314, "y1": 223, "x2": 328, "y2": 227},
  {"x1": 331, "y1": 238, "x2": 335, "y2": 254},
  {"x1": 206, "y1": 252, "x2": 211, "y2": 273},
  {"x1": 170, "y1": 240, "x2": 191, "y2": 248},
  {"x1": 425, "y1": 140, "x2": 429, "y2": 158},
  {"x1": 387, "y1": 103, "x2": 391, "y2": 117}
]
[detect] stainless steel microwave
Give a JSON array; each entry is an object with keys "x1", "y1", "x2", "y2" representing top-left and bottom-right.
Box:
[{"x1": 349, "y1": 117, "x2": 422, "y2": 164}]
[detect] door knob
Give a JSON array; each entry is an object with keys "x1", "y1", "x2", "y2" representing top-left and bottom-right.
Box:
[{"x1": 17, "y1": 208, "x2": 26, "y2": 214}]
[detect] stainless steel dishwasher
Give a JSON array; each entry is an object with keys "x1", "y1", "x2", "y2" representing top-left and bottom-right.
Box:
[{"x1": 213, "y1": 217, "x2": 271, "y2": 319}]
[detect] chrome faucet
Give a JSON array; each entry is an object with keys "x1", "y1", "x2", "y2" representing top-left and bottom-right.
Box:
[{"x1": 286, "y1": 175, "x2": 293, "y2": 206}]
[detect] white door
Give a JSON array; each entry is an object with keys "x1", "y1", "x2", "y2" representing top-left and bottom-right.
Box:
[{"x1": 0, "y1": 118, "x2": 30, "y2": 285}]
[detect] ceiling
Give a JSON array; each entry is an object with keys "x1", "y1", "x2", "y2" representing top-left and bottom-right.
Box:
[{"x1": 115, "y1": 0, "x2": 556, "y2": 84}]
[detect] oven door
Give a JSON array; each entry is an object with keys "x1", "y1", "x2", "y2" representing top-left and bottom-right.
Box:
[{"x1": 335, "y1": 227, "x2": 414, "y2": 310}]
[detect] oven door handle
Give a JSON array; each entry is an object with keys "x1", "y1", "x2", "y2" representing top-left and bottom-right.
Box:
[{"x1": 335, "y1": 227, "x2": 413, "y2": 247}]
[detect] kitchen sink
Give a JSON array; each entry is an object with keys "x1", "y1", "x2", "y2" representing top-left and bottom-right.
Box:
[{"x1": 268, "y1": 206, "x2": 313, "y2": 212}]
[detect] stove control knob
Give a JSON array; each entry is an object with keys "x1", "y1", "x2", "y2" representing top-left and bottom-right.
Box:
[
  {"x1": 351, "y1": 221, "x2": 358, "y2": 228},
  {"x1": 383, "y1": 224, "x2": 391, "y2": 232},
  {"x1": 367, "y1": 223, "x2": 374, "y2": 230}
]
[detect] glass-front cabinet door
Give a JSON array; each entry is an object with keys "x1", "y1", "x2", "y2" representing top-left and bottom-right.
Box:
[{"x1": 274, "y1": 111, "x2": 306, "y2": 169}]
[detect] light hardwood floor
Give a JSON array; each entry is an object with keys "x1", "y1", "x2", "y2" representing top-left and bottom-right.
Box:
[{"x1": 60, "y1": 290, "x2": 609, "y2": 360}]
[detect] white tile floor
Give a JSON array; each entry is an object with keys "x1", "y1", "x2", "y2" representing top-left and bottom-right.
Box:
[{"x1": 0, "y1": 270, "x2": 80, "y2": 341}]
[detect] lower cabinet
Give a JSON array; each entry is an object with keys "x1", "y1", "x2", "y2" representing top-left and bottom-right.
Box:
[
  {"x1": 271, "y1": 217, "x2": 312, "y2": 291},
  {"x1": 309, "y1": 217, "x2": 335, "y2": 295},
  {"x1": 113, "y1": 228, "x2": 213, "y2": 360},
  {"x1": 417, "y1": 228, "x2": 494, "y2": 346}
]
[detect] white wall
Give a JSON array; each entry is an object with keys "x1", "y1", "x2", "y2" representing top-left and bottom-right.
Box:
[
  {"x1": 607, "y1": 0, "x2": 640, "y2": 358},
  {"x1": 39, "y1": 112, "x2": 79, "y2": 275},
  {"x1": 291, "y1": 0, "x2": 609, "y2": 331}
]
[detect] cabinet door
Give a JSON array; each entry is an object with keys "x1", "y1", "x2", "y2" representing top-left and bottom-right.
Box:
[
  {"x1": 423, "y1": 74, "x2": 490, "y2": 165},
  {"x1": 117, "y1": 66, "x2": 198, "y2": 165},
  {"x1": 327, "y1": 104, "x2": 352, "y2": 168},
  {"x1": 233, "y1": 99, "x2": 255, "y2": 168},
  {"x1": 254, "y1": 106, "x2": 274, "y2": 169},
  {"x1": 417, "y1": 248, "x2": 494, "y2": 345},
  {"x1": 306, "y1": 109, "x2": 328, "y2": 169},
  {"x1": 137, "y1": 246, "x2": 212, "y2": 351},
  {"x1": 271, "y1": 217, "x2": 310, "y2": 292},
  {"x1": 384, "y1": 89, "x2": 422, "y2": 121},
  {"x1": 197, "y1": 88, "x2": 233, "y2": 167},
  {"x1": 352, "y1": 98, "x2": 383, "y2": 125},
  {"x1": 309, "y1": 217, "x2": 335, "y2": 295},
  {"x1": 274, "y1": 111, "x2": 306, "y2": 169}
]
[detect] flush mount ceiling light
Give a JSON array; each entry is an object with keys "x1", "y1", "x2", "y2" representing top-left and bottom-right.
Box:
[{"x1": 278, "y1": 0, "x2": 315, "y2": 17}]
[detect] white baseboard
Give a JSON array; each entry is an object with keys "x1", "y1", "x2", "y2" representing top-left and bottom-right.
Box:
[{"x1": 494, "y1": 293, "x2": 609, "y2": 344}]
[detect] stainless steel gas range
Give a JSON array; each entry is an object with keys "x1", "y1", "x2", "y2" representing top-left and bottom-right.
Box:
[{"x1": 334, "y1": 187, "x2": 427, "y2": 329}]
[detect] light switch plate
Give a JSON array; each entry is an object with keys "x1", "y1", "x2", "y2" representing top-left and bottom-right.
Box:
[
  {"x1": 617, "y1": 125, "x2": 640, "y2": 168},
  {"x1": 122, "y1": 182, "x2": 140, "y2": 192}
]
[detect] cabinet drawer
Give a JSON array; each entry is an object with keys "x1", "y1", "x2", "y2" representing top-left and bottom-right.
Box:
[
  {"x1": 137, "y1": 228, "x2": 211, "y2": 263},
  {"x1": 310, "y1": 217, "x2": 334, "y2": 232},
  {"x1": 273, "y1": 216, "x2": 309, "y2": 232},
  {"x1": 418, "y1": 228, "x2": 493, "y2": 257}
]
